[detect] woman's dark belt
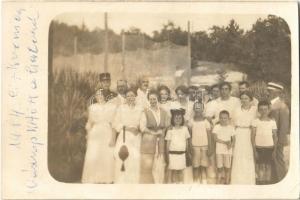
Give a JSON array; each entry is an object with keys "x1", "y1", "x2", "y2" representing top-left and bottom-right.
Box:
[{"x1": 169, "y1": 151, "x2": 186, "y2": 155}]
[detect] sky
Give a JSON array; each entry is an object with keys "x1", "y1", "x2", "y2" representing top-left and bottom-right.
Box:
[{"x1": 55, "y1": 13, "x2": 268, "y2": 35}]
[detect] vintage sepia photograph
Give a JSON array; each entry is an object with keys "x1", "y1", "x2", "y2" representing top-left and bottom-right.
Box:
[{"x1": 47, "y1": 12, "x2": 291, "y2": 185}]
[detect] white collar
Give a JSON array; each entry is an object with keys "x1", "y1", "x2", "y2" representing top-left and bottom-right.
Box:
[{"x1": 271, "y1": 97, "x2": 280, "y2": 105}]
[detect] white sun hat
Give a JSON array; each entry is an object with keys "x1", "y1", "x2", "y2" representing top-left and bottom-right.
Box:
[{"x1": 267, "y1": 82, "x2": 284, "y2": 91}]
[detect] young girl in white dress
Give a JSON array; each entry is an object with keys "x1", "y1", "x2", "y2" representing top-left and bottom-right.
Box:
[
  {"x1": 82, "y1": 89, "x2": 117, "y2": 183},
  {"x1": 171, "y1": 85, "x2": 194, "y2": 183},
  {"x1": 113, "y1": 88, "x2": 144, "y2": 183},
  {"x1": 231, "y1": 91, "x2": 257, "y2": 184},
  {"x1": 165, "y1": 109, "x2": 191, "y2": 183}
]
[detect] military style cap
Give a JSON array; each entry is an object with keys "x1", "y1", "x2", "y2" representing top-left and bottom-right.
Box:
[{"x1": 99, "y1": 73, "x2": 111, "y2": 81}]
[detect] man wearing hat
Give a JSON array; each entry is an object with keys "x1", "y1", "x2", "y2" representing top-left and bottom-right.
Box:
[
  {"x1": 267, "y1": 82, "x2": 290, "y2": 183},
  {"x1": 98, "y1": 73, "x2": 117, "y2": 102}
]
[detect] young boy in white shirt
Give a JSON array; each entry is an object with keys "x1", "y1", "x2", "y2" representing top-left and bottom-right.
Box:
[
  {"x1": 212, "y1": 110, "x2": 236, "y2": 184},
  {"x1": 251, "y1": 100, "x2": 278, "y2": 185}
]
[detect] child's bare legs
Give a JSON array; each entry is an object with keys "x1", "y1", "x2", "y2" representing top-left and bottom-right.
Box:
[
  {"x1": 174, "y1": 170, "x2": 179, "y2": 183},
  {"x1": 224, "y1": 168, "x2": 231, "y2": 184},
  {"x1": 217, "y1": 168, "x2": 223, "y2": 184},
  {"x1": 178, "y1": 170, "x2": 184, "y2": 183},
  {"x1": 260, "y1": 164, "x2": 269, "y2": 184},
  {"x1": 193, "y1": 167, "x2": 200, "y2": 182},
  {"x1": 207, "y1": 155, "x2": 217, "y2": 184},
  {"x1": 200, "y1": 167, "x2": 207, "y2": 184},
  {"x1": 172, "y1": 170, "x2": 183, "y2": 184},
  {"x1": 170, "y1": 170, "x2": 175, "y2": 183},
  {"x1": 256, "y1": 164, "x2": 264, "y2": 184},
  {"x1": 171, "y1": 170, "x2": 179, "y2": 184},
  {"x1": 265, "y1": 164, "x2": 272, "y2": 184},
  {"x1": 165, "y1": 169, "x2": 171, "y2": 183}
]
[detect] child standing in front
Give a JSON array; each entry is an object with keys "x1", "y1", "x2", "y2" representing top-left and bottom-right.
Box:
[
  {"x1": 165, "y1": 109, "x2": 191, "y2": 184},
  {"x1": 212, "y1": 110, "x2": 236, "y2": 184},
  {"x1": 251, "y1": 101, "x2": 277, "y2": 184},
  {"x1": 189, "y1": 102, "x2": 212, "y2": 184}
]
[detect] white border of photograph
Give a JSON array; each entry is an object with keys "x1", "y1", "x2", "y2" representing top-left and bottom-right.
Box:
[{"x1": 2, "y1": 1, "x2": 299, "y2": 199}]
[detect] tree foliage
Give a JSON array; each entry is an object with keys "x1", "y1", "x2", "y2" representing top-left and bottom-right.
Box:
[
  {"x1": 240, "y1": 15, "x2": 291, "y2": 87},
  {"x1": 50, "y1": 15, "x2": 291, "y2": 87}
]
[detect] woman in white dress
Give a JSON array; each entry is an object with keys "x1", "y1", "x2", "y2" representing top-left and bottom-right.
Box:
[
  {"x1": 113, "y1": 88, "x2": 144, "y2": 183},
  {"x1": 82, "y1": 89, "x2": 117, "y2": 183},
  {"x1": 231, "y1": 91, "x2": 257, "y2": 184}
]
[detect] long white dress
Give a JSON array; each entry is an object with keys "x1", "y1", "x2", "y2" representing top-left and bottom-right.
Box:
[
  {"x1": 113, "y1": 104, "x2": 144, "y2": 183},
  {"x1": 231, "y1": 106, "x2": 257, "y2": 184},
  {"x1": 82, "y1": 102, "x2": 116, "y2": 183}
]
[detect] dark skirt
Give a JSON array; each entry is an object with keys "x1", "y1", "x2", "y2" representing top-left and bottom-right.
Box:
[{"x1": 256, "y1": 147, "x2": 274, "y2": 164}]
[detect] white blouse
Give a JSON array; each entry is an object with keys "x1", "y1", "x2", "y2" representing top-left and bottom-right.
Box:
[
  {"x1": 233, "y1": 106, "x2": 257, "y2": 127},
  {"x1": 113, "y1": 104, "x2": 144, "y2": 133},
  {"x1": 87, "y1": 103, "x2": 116, "y2": 125}
]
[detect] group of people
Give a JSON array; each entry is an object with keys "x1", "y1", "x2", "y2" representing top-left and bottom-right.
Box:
[{"x1": 81, "y1": 72, "x2": 290, "y2": 185}]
